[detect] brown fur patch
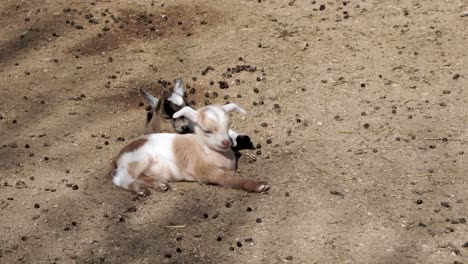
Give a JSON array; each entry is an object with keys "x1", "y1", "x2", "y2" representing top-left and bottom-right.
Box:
[
  {"x1": 144, "y1": 114, "x2": 175, "y2": 134},
  {"x1": 106, "y1": 137, "x2": 148, "y2": 179},
  {"x1": 173, "y1": 135, "x2": 234, "y2": 181},
  {"x1": 172, "y1": 133, "x2": 267, "y2": 192}
]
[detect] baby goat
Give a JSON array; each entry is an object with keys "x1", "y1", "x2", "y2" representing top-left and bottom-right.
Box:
[
  {"x1": 140, "y1": 78, "x2": 254, "y2": 150},
  {"x1": 109, "y1": 104, "x2": 269, "y2": 195},
  {"x1": 140, "y1": 77, "x2": 191, "y2": 134}
]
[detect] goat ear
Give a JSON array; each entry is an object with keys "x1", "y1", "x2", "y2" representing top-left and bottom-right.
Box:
[
  {"x1": 173, "y1": 77, "x2": 185, "y2": 96},
  {"x1": 173, "y1": 106, "x2": 198, "y2": 122},
  {"x1": 167, "y1": 77, "x2": 186, "y2": 106},
  {"x1": 223, "y1": 103, "x2": 246, "y2": 114},
  {"x1": 140, "y1": 89, "x2": 159, "y2": 110}
]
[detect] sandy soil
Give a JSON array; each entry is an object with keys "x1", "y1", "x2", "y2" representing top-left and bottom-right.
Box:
[{"x1": 1, "y1": 0, "x2": 467, "y2": 263}]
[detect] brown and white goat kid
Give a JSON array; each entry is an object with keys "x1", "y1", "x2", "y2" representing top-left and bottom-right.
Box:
[{"x1": 110, "y1": 103, "x2": 269, "y2": 196}]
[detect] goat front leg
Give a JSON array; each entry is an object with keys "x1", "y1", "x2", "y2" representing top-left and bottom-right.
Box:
[{"x1": 206, "y1": 171, "x2": 269, "y2": 193}]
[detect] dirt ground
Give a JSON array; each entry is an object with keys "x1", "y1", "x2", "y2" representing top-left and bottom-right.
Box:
[{"x1": 1, "y1": 0, "x2": 467, "y2": 263}]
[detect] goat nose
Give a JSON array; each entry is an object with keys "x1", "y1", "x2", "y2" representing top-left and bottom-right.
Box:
[{"x1": 221, "y1": 139, "x2": 231, "y2": 147}]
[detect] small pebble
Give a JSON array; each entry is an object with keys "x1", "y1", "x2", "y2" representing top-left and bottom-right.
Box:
[
  {"x1": 286, "y1": 256, "x2": 293, "y2": 261},
  {"x1": 441, "y1": 202, "x2": 450, "y2": 208},
  {"x1": 256, "y1": 218, "x2": 262, "y2": 223},
  {"x1": 15, "y1": 181, "x2": 27, "y2": 189}
]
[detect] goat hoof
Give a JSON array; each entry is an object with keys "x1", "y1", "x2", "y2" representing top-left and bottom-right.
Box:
[
  {"x1": 156, "y1": 182, "x2": 170, "y2": 192},
  {"x1": 256, "y1": 182, "x2": 270, "y2": 193},
  {"x1": 137, "y1": 189, "x2": 150, "y2": 197}
]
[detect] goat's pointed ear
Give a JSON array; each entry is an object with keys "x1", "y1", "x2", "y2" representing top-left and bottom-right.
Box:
[
  {"x1": 174, "y1": 77, "x2": 185, "y2": 96},
  {"x1": 140, "y1": 89, "x2": 159, "y2": 110},
  {"x1": 168, "y1": 77, "x2": 186, "y2": 106},
  {"x1": 173, "y1": 106, "x2": 198, "y2": 122},
  {"x1": 223, "y1": 103, "x2": 246, "y2": 114}
]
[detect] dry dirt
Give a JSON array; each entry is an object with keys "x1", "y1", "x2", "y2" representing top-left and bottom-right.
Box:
[{"x1": 1, "y1": 0, "x2": 467, "y2": 263}]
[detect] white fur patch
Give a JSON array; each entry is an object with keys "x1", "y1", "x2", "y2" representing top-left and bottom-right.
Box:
[
  {"x1": 228, "y1": 129, "x2": 239, "y2": 147},
  {"x1": 112, "y1": 134, "x2": 196, "y2": 189},
  {"x1": 168, "y1": 93, "x2": 185, "y2": 106},
  {"x1": 168, "y1": 78, "x2": 186, "y2": 106}
]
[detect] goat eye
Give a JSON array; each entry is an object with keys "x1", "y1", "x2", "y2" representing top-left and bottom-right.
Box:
[{"x1": 203, "y1": 129, "x2": 213, "y2": 135}]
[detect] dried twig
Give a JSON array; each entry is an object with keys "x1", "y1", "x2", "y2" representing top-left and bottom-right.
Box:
[
  {"x1": 384, "y1": 127, "x2": 396, "y2": 140},
  {"x1": 310, "y1": 162, "x2": 329, "y2": 175}
]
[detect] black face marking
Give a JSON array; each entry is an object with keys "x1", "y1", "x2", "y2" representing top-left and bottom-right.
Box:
[
  {"x1": 178, "y1": 125, "x2": 190, "y2": 134},
  {"x1": 146, "y1": 111, "x2": 153, "y2": 123},
  {"x1": 163, "y1": 99, "x2": 183, "y2": 118}
]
